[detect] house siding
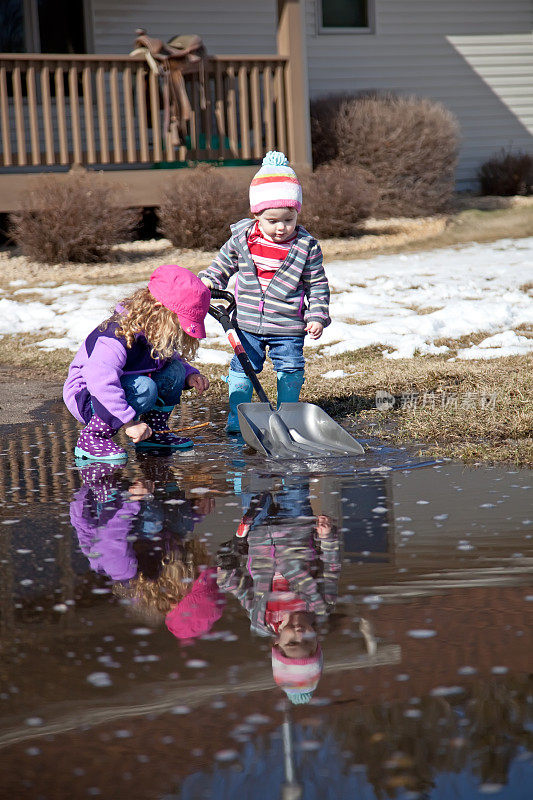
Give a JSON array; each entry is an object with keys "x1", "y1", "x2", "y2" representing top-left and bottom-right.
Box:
[
  {"x1": 90, "y1": 0, "x2": 277, "y2": 56},
  {"x1": 305, "y1": 0, "x2": 533, "y2": 186}
]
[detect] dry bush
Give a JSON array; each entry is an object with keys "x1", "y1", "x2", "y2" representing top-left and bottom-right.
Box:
[
  {"x1": 9, "y1": 172, "x2": 138, "y2": 263},
  {"x1": 158, "y1": 165, "x2": 249, "y2": 249},
  {"x1": 310, "y1": 94, "x2": 348, "y2": 167},
  {"x1": 311, "y1": 91, "x2": 460, "y2": 217},
  {"x1": 478, "y1": 149, "x2": 533, "y2": 196},
  {"x1": 300, "y1": 163, "x2": 378, "y2": 238}
]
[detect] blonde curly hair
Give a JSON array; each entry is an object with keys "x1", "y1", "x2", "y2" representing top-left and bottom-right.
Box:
[
  {"x1": 114, "y1": 539, "x2": 210, "y2": 617},
  {"x1": 106, "y1": 287, "x2": 200, "y2": 361}
]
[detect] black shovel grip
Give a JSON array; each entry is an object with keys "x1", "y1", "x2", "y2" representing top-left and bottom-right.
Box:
[{"x1": 208, "y1": 289, "x2": 236, "y2": 324}]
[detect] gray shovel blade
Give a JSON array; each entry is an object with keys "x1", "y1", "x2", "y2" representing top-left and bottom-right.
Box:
[{"x1": 237, "y1": 401, "x2": 364, "y2": 458}]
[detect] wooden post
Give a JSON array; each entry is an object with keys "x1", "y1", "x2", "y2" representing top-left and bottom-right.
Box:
[{"x1": 276, "y1": 0, "x2": 311, "y2": 171}]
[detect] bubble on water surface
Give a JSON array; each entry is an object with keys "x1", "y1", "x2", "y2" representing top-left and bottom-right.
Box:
[
  {"x1": 25, "y1": 717, "x2": 43, "y2": 726},
  {"x1": 87, "y1": 672, "x2": 112, "y2": 687},
  {"x1": 53, "y1": 603, "x2": 68, "y2": 613},
  {"x1": 215, "y1": 749, "x2": 238, "y2": 762},
  {"x1": 491, "y1": 666, "x2": 508, "y2": 674},
  {"x1": 299, "y1": 740, "x2": 321, "y2": 752},
  {"x1": 371, "y1": 506, "x2": 387, "y2": 514},
  {"x1": 131, "y1": 628, "x2": 153, "y2": 636},
  {"x1": 407, "y1": 629, "x2": 436, "y2": 639},
  {"x1": 171, "y1": 706, "x2": 191, "y2": 715},
  {"x1": 431, "y1": 686, "x2": 464, "y2": 697},
  {"x1": 245, "y1": 714, "x2": 270, "y2": 725},
  {"x1": 185, "y1": 659, "x2": 208, "y2": 669},
  {"x1": 458, "y1": 666, "x2": 477, "y2": 675},
  {"x1": 479, "y1": 784, "x2": 504, "y2": 794},
  {"x1": 26, "y1": 747, "x2": 41, "y2": 756}
]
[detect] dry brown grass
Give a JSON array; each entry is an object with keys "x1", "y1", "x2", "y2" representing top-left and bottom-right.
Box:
[{"x1": 304, "y1": 351, "x2": 533, "y2": 467}]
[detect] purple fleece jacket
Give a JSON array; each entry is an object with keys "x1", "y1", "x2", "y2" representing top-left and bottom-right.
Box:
[{"x1": 63, "y1": 310, "x2": 198, "y2": 430}]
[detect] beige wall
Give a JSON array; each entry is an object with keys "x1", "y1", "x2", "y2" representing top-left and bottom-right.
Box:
[
  {"x1": 89, "y1": 0, "x2": 278, "y2": 55},
  {"x1": 87, "y1": 0, "x2": 533, "y2": 186},
  {"x1": 305, "y1": 0, "x2": 533, "y2": 186}
]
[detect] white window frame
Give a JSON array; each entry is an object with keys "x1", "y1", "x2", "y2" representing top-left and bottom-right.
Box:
[{"x1": 317, "y1": 0, "x2": 375, "y2": 35}]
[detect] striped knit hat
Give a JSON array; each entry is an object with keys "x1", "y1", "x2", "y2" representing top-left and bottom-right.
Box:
[
  {"x1": 249, "y1": 151, "x2": 302, "y2": 214},
  {"x1": 271, "y1": 644, "x2": 323, "y2": 705}
]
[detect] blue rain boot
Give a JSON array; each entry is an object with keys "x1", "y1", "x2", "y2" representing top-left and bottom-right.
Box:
[
  {"x1": 276, "y1": 370, "x2": 304, "y2": 407},
  {"x1": 227, "y1": 369, "x2": 253, "y2": 433}
]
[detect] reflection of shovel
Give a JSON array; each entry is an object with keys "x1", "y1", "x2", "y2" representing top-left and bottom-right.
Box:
[
  {"x1": 208, "y1": 290, "x2": 364, "y2": 459},
  {"x1": 281, "y1": 709, "x2": 303, "y2": 800}
]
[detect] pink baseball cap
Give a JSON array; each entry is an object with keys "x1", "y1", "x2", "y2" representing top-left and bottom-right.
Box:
[
  {"x1": 148, "y1": 265, "x2": 211, "y2": 339},
  {"x1": 165, "y1": 567, "x2": 225, "y2": 641}
]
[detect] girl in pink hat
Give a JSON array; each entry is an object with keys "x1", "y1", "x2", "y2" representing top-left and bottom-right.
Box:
[
  {"x1": 199, "y1": 150, "x2": 330, "y2": 433},
  {"x1": 63, "y1": 265, "x2": 211, "y2": 462}
]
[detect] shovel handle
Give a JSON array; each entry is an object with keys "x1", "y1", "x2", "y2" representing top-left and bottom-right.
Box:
[{"x1": 207, "y1": 289, "x2": 270, "y2": 405}]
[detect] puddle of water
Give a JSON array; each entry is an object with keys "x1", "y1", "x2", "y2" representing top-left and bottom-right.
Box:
[{"x1": 0, "y1": 400, "x2": 532, "y2": 799}]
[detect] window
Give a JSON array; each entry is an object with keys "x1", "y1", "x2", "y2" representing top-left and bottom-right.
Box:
[
  {"x1": 318, "y1": 0, "x2": 374, "y2": 34},
  {"x1": 0, "y1": 0, "x2": 25, "y2": 52},
  {"x1": 0, "y1": 0, "x2": 87, "y2": 52}
]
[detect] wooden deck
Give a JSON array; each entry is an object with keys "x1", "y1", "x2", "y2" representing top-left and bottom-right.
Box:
[{"x1": 0, "y1": 52, "x2": 292, "y2": 211}]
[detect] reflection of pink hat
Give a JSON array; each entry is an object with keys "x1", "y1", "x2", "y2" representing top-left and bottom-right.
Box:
[
  {"x1": 271, "y1": 644, "x2": 323, "y2": 705},
  {"x1": 165, "y1": 567, "x2": 225, "y2": 640},
  {"x1": 148, "y1": 265, "x2": 210, "y2": 339}
]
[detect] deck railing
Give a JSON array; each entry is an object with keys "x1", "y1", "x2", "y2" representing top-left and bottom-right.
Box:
[{"x1": 0, "y1": 53, "x2": 289, "y2": 169}]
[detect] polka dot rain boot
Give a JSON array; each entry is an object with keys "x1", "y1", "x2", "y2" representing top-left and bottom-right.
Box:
[
  {"x1": 135, "y1": 406, "x2": 193, "y2": 450},
  {"x1": 74, "y1": 414, "x2": 127, "y2": 462}
]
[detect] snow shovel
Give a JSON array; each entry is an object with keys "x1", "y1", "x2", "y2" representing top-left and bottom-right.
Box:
[{"x1": 208, "y1": 289, "x2": 364, "y2": 458}]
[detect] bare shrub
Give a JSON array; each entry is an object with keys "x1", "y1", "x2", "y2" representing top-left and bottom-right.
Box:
[
  {"x1": 310, "y1": 94, "x2": 347, "y2": 167},
  {"x1": 158, "y1": 165, "x2": 249, "y2": 249},
  {"x1": 300, "y1": 164, "x2": 378, "y2": 238},
  {"x1": 311, "y1": 92, "x2": 460, "y2": 217},
  {"x1": 478, "y1": 149, "x2": 533, "y2": 196},
  {"x1": 9, "y1": 172, "x2": 138, "y2": 263}
]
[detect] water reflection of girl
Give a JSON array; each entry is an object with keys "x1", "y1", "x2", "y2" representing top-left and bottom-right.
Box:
[
  {"x1": 70, "y1": 460, "x2": 224, "y2": 637},
  {"x1": 217, "y1": 482, "x2": 341, "y2": 703}
]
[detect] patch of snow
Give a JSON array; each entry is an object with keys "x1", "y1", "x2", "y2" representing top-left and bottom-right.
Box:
[{"x1": 2, "y1": 237, "x2": 532, "y2": 361}]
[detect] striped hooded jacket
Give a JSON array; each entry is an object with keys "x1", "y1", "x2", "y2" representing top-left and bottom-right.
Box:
[{"x1": 199, "y1": 218, "x2": 330, "y2": 336}]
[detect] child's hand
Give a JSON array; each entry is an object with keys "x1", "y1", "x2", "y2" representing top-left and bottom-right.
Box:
[
  {"x1": 305, "y1": 321, "x2": 324, "y2": 340},
  {"x1": 186, "y1": 373, "x2": 210, "y2": 394},
  {"x1": 124, "y1": 421, "x2": 152, "y2": 443},
  {"x1": 128, "y1": 479, "x2": 155, "y2": 499},
  {"x1": 316, "y1": 514, "x2": 333, "y2": 538}
]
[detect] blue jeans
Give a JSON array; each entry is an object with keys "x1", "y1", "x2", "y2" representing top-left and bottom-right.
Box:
[
  {"x1": 230, "y1": 328, "x2": 305, "y2": 374},
  {"x1": 120, "y1": 359, "x2": 187, "y2": 416}
]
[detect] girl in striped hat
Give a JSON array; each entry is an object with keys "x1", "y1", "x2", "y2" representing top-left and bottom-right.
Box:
[{"x1": 199, "y1": 151, "x2": 330, "y2": 432}]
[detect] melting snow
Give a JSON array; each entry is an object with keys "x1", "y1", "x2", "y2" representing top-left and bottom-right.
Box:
[{"x1": 1, "y1": 237, "x2": 532, "y2": 362}]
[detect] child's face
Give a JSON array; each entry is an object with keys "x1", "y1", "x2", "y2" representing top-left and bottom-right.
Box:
[
  {"x1": 255, "y1": 208, "x2": 298, "y2": 242},
  {"x1": 277, "y1": 611, "x2": 317, "y2": 659}
]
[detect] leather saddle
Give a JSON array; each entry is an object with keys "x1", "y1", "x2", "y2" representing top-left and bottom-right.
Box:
[{"x1": 131, "y1": 29, "x2": 208, "y2": 147}]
